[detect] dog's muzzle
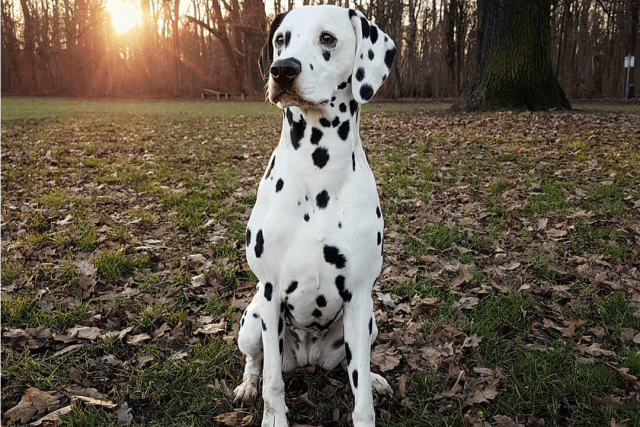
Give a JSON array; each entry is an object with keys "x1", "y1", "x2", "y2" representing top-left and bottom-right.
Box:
[{"x1": 270, "y1": 58, "x2": 304, "y2": 105}]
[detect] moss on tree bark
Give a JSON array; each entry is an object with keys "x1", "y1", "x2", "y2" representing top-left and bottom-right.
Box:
[{"x1": 458, "y1": 0, "x2": 571, "y2": 111}]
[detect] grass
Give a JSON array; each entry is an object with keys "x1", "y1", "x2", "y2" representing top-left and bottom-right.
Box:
[{"x1": 2, "y1": 98, "x2": 639, "y2": 427}]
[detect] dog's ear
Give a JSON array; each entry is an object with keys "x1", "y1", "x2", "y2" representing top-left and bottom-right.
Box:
[
  {"x1": 349, "y1": 9, "x2": 396, "y2": 103},
  {"x1": 259, "y1": 12, "x2": 289, "y2": 80}
]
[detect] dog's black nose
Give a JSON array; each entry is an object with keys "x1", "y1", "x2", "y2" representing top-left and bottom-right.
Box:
[{"x1": 270, "y1": 58, "x2": 302, "y2": 85}]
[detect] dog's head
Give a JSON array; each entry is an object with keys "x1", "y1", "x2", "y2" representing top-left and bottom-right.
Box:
[{"x1": 259, "y1": 5, "x2": 396, "y2": 109}]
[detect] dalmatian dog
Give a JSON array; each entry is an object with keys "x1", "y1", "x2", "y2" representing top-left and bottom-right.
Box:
[{"x1": 234, "y1": 5, "x2": 396, "y2": 427}]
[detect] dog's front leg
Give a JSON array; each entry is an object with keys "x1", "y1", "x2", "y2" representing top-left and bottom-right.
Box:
[
  {"x1": 343, "y1": 289, "x2": 376, "y2": 427},
  {"x1": 260, "y1": 282, "x2": 288, "y2": 427}
]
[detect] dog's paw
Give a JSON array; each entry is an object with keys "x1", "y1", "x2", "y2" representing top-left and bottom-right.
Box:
[
  {"x1": 233, "y1": 378, "x2": 259, "y2": 408},
  {"x1": 371, "y1": 373, "x2": 393, "y2": 399},
  {"x1": 261, "y1": 400, "x2": 288, "y2": 427}
]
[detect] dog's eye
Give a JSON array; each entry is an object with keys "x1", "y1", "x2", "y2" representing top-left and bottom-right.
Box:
[
  {"x1": 274, "y1": 34, "x2": 284, "y2": 48},
  {"x1": 320, "y1": 32, "x2": 336, "y2": 46}
]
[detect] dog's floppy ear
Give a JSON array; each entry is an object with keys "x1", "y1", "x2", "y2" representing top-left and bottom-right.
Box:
[
  {"x1": 259, "y1": 12, "x2": 289, "y2": 80},
  {"x1": 348, "y1": 9, "x2": 396, "y2": 103}
]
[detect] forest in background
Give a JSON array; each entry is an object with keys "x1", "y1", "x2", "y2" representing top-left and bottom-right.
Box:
[{"x1": 1, "y1": 0, "x2": 638, "y2": 99}]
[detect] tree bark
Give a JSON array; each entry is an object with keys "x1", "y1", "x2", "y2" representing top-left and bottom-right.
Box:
[{"x1": 457, "y1": 0, "x2": 571, "y2": 111}]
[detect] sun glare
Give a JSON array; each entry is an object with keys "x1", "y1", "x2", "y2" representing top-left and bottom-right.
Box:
[{"x1": 105, "y1": 0, "x2": 142, "y2": 34}]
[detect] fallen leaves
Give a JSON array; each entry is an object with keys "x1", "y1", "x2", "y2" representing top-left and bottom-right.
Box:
[
  {"x1": 3, "y1": 388, "x2": 60, "y2": 424},
  {"x1": 2, "y1": 107, "x2": 640, "y2": 426}
]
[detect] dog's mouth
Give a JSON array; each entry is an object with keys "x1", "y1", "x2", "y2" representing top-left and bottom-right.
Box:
[
  {"x1": 271, "y1": 90, "x2": 307, "y2": 107},
  {"x1": 270, "y1": 87, "x2": 329, "y2": 109}
]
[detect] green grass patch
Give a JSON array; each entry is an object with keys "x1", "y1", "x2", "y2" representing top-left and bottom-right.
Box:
[
  {"x1": 522, "y1": 181, "x2": 570, "y2": 218},
  {"x1": 124, "y1": 340, "x2": 237, "y2": 426},
  {"x1": 95, "y1": 249, "x2": 148, "y2": 282}
]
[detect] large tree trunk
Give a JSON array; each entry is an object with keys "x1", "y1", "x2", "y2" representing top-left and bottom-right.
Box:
[{"x1": 457, "y1": 0, "x2": 571, "y2": 111}]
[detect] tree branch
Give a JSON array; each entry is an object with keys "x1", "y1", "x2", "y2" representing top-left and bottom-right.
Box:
[{"x1": 185, "y1": 15, "x2": 224, "y2": 40}]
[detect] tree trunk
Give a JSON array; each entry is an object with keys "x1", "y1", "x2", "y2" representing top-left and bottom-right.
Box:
[{"x1": 457, "y1": 0, "x2": 571, "y2": 111}]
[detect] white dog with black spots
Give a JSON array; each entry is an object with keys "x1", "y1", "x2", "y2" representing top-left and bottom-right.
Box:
[{"x1": 233, "y1": 5, "x2": 397, "y2": 427}]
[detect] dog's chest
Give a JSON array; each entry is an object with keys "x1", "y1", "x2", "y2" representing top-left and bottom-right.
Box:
[{"x1": 245, "y1": 116, "x2": 383, "y2": 330}]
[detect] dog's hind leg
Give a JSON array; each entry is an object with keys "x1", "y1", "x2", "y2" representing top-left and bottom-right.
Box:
[{"x1": 234, "y1": 294, "x2": 263, "y2": 407}]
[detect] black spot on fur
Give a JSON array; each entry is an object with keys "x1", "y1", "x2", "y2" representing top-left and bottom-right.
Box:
[
  {"x1": 352, "y1": 151, "x2": 356, "y2": 171},
  {"x1": 246, "y1": 228, "x2": 251, "y2": 247},
  {"x1": 376, "y1": 206, "x2": 381, "y2": 218},
  {"x1": 335, "y1": 275, "x2": 352, "y2": 302},
  {"x1": 278, "y1": 317, "x2": 283, "y2": 334},
  {"x1": 323, "y1": 50, "x2": 330, "y2": 61},
  {"x1": 286, "y1": 281, "x2": 298, "y2": 294},
  {"x1": 368, "y1": 49, "x2": 375, "y2": 60},
  {"x1": 266, "y1": 155, "x2": 276, "y2": 179},
  {"x1": 253, "y1": 312, "x2": 259, "y2": 319},
  {"x1": 370, "y1": 25, "x2": 379, "y2": 44},
  {"x1": 279, "y1": 338, "x2": 283, "y2": 354},
  {"x1": 339, "y1": 103, "x2": 347, "y2": 113},
  {"x1": 320, "y1": 118, "x2": 331, "y2": 127},
  {"x1": 349, "y1": 99, "x2": 358, "y2": 116},
  {"x1": 311, "y1": 127, "x2": 323, "y2": 144},
  {"x1": 312, "y1": 147, "x2": 330, "y2": 169},
  {"x1": 377, "y1": 231, "x2": 381, "y2": 245},
  {"x1": 359, "y1": 84, "x2": 374, "y2": 101},
  {"x1": 280, "y1": 302, "x2": 286, "y2": 312},
  {"x1": 261, "y1": 319, "x2": 267, "y2": 331},
  {"x1": 332, "y1": 116, "x2": 340, "y2": 127},
  {"x1": 337, "y1": 81, "x2": 348, "y2": 90},
  {"x1": 316, "y1": 295, "x2": 327, "y2": 307},
  {"x1": 255, "y1": 230, "x2": 264, "y2": 258},
  {"x1": 284, "y1": 31, "x2": 291, "y2": 47},
  {"x1": 263, "y1": 282, "x2": 273, "y2": 302},
  {"x1": 349, "y1": 9, "x2": 357, "y2": 19},
  {"x1": 276, "y1": 178, "x2": 284, "y2": 192},
  {"x1": 290, "y1": 114, "x2": 306, "y2": 149},
  {"x1": 308, "y1": 321, "x2": 323, "y2": 330},
  {"x1": 324, "y1": 246, "x2": 346, "y2": 269},
  {"x1": 360, "y1": 17, "x2": 370, "y2": 38},
  {"x1": 345, "y1": 342, "x2": 352, "y2": 365},
  {"x1": 286, "y1": 108, "x2": 293, "y2": 125},
  {"x1": 310, "y1": 63, "x2": 314, "y2": 70},
  {"x1": 312, "y1": 308, "x2": 322, "y2": 318},
  {"x1": 338, "y1": 120, "x2": 350, "y2": 140},
  {"x1": 316, "y1": 190, "x2": 330, "y2": 209},
  {"x1": 352, "y1": 370, "x2": 359, "y2": 388},
  {"x1": 241, "y1": 317, "x2": 244, "y2": 327},
  {"x1": 332, "y1": 337, "x2": 345, "y2": 349},
  {"x1": 304, "y1": 213, "x2": 310, "y2": 222},
  {"x1": 385, "y1": 47, "x2": 397, "y2": 68},
  {"x1": 338, "y1": 222, "x2": 342, "y2": 228},
  {"x1": 369, "y1": 317, "x2": 373, "y2": 335},
  {"x1": 355, "y1": 67, "x2": 365, "y2": 82}
]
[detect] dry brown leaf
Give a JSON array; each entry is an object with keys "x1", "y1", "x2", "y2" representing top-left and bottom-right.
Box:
[
  {"x1": 29, "y1": 405, "x2": 72, "y2": 426},
  {"x1": 371, "y1": 344, "x2": 401, "y2": 372},
  {"x1": 215, "y1": 411, "x2": 254, "y2": 427},
  {"x1": 493, "y1": 414, "x2": 517, "y2": 427},
  {"x1": 67, "y1": 326, "x2": 102, "y2": 340},
  {"x1": 72, "y1": 395, "x2": 117, "y2": 408},
  {"x1": 3, "y1": 387, "x2": 60, "y2": 424},
  {"x1": 126, "y1": 333, "x2": 151, "y2": 345}
]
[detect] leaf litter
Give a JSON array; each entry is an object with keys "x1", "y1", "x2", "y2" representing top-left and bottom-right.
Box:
[{"x1": 2, "y1": 107, "x2": 640, "y2": 426}]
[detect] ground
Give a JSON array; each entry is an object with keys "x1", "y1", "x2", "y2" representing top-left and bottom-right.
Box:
[{"x1": 1, "y1": 98, "x2": 639, "y2": 427}]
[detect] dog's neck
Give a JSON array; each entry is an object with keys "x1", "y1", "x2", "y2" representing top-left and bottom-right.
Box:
[{"x1": 279, "y1": 91, "x2": 361, "y2": 154}]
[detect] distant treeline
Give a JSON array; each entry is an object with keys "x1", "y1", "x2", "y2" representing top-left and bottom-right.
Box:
[{"x1": 1, "y1": 0, "x2": 638, "y2": 99}]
